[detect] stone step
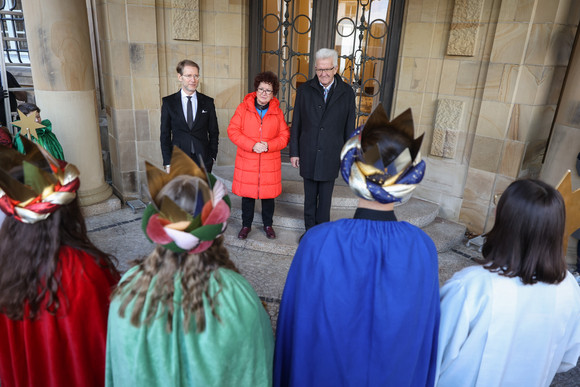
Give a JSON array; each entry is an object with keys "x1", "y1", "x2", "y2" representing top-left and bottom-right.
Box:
[
  {"x1": 228, "y1": 194, "x2": 355, "y2": 230},
  {"x1": 214, "y1": 164, "x2": 440, "y2": 219},
  {"x1": 214, "y1": 164, "x2": 465, "y2": 254},
  {"x1": 224, "y1": 216, "x2": 465, "y2": 254},
  {"x1": 224, "y1": 218, "x2": 301, "y2": 256},
  {"x1": 213, "y1": 164, "x2": 359, "y2": 208},
  {"x1": 227, "y1": 194, "x2": 439, "y2": 230},
  {"x1": 423, "y1": 217, "x2": 467, "y2": 253},
  {"x1": 267, "y1": 179, "x2": 359, "y2": 208}
]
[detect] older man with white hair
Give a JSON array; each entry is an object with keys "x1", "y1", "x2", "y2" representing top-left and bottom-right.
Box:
[{"x1": 289, "y1": 48, "x2": 356, "y2": 234}]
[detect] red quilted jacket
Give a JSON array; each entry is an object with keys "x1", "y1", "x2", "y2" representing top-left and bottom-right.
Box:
[{"x1": 227, "y1": 92, "x2": 290, "y2": 199}]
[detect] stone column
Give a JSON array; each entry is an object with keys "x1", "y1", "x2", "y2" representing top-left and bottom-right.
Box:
[{"x1": 21, "y1": 0, "x2": 112, "y2": 206}]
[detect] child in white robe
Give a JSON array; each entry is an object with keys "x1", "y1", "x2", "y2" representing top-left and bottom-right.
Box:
[{"x1": 436, "y1": 179, "x2": 580, "y2": 387}]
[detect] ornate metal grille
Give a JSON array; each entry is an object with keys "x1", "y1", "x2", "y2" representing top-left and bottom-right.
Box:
[
  {"x1": 261, "y1": 0, "x2": 312, "y2": 124},
  {"x1": 335, "y1": 0, "x2": 390, "y2": 126},
  {"x1": 257, "y1": 0, "x2": 402, "y2": 126}
]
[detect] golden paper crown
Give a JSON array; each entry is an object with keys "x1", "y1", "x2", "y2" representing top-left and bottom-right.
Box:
[{"x1": 141, "y1": 147, "x2": 231, "y2": 254}]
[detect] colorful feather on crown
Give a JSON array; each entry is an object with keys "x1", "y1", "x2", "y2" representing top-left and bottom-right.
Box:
[
  {"x1": 340, "y1": 106, "x2": 426, "y2": 204},
  {"x1": 141, "y1": 147, "x2": 231, "y2": 254},
  {"x1": 0, "y1": 137, "x2": 80, "y2": 223}
]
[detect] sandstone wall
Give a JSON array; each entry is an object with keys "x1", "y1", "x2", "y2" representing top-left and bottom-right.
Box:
[
  {"x1": 94, "y1": 0, "x2": 248, "y2": 199},
  {"x1": 393, "y1": 0, "x2": 579, "y2": 234}
]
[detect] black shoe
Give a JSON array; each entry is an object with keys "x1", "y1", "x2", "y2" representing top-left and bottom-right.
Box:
[
  {"x1": 238, "y1": 226, "x2": 251, "y2": 239},
  {"x1": 263, "y1": 226, "x2": 276, "y2": 239}
]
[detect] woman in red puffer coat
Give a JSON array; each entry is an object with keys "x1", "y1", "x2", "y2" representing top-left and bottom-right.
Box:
[{"x1": 228, "y1": 71, "x2": 290, "y2": 240}]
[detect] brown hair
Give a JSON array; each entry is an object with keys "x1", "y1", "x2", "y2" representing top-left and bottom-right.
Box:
[
  {"x1": 254, "y1": 71, "x2": 280, "y2": 96},
  {"x1": 113, "y1": 176, "x2": 239, "y2": 333},
  {"x1": 0, "y1": 199, "x2": 119, "y2": 320},
  {"x1": 176, "y1": 59, "x2": 200, "y2": 75},
  {"x1": 115, "y1": 238, "x2": 238, "y2": 333},
  {"x1": 481, "y1": 179, "x2": 567, "y2": 285},
  {"x1": 17, "y1": 102, "x2": 41, "y2": 115}
]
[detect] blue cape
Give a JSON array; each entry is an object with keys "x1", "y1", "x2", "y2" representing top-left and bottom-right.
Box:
[{"x1": 274, "y1": 218, "x2": 440, "y2": 386}]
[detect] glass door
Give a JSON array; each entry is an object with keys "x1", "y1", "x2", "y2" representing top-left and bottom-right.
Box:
[
  {"x1": 251, "y1": 0, "x2": 405, "y2": 125},
  {"x1": 335, "y1": 0, "x2": 390, "y2": 126},
  {"x1": 261, "y1": 0, "x2": 313, "y2": 124}
]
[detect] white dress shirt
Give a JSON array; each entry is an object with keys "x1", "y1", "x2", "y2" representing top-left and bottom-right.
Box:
[
  {"x1": 181, "y1": 89, "x2": 197, "y2": 123},
  {"x1": 319, "y1": 80, "x2": 334, "y2": 102}
]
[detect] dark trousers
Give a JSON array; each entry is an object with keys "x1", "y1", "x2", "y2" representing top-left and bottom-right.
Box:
[
  {"x1": 190, "y1": 153, "x2": 213, "y2": 173},
  {"x1": 303, "y1": 178, "x2": 335, "y2": 230},
  {"x1": 242, "y1": 197, "x2": 275, "y2": 227}
]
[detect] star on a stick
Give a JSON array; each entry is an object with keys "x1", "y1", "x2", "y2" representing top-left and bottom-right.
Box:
[
  {"x1": 556, "y1": 170, "x2": 580, "y2": 253},
  {"x1": 12, "y1": 109, "x2": 45, "y2": 141}
]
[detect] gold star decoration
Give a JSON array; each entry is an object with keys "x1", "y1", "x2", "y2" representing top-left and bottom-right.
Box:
[
  {"x1": 12, "y1": 109, "x2": 45, "y2": 141},
  {"x1": 556, "y1": 170, "x2": 580, "y2": 254}
]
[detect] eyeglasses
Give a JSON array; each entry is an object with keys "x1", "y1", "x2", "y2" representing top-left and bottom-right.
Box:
[
  {"x1": 315, "y1": 67, "x2": 335, "y2": 74},
  {"x1": 257, "y1": 87, "x2": 273, "y2": 95},
  {"x1": 182, "y1": 74, "x2": 200, "y2": 80}
]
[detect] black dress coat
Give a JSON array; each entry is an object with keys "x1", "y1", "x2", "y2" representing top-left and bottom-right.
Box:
[
  {"x1": 160, "y1": 90, "x2": 219, "y2": 170},
  {"x1": 289, "y1": 74, "x2": 356, "y2": 181}
]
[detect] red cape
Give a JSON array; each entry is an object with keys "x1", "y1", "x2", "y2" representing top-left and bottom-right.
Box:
[{"x1": 0, "y1": 245, "x2": 119, "y2": 387}]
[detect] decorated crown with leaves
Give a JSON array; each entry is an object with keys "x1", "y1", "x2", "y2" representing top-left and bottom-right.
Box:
[{"x1": 141, "y1": 147, "x2": 231, "y2": 254}]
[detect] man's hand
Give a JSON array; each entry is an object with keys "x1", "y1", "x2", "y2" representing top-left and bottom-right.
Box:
[
  {"x1": 165, "y1": 165, "x2": 170, "y2": 173},
  {"x1": 291, "y1": 157, "x2": 300, "y2": 168}
]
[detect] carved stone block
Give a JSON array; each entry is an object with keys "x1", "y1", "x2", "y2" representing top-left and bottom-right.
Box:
[
  {"x1": 172, "y1": 0, "x2": 200, "y2": 41},
  {"x1": 447, "y1": 0, "x2": 485, "y2": 56},
  {"x1": 430, "y1": 99, "x2": 464, "y2": 158},
  {"x1": 436, "y1": 98, "x2": 464, "y2": 130}
]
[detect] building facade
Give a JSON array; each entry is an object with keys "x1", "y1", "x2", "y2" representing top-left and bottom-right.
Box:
[{"x1": 19, "y1": 0, "x2": 580, "y2": 257}]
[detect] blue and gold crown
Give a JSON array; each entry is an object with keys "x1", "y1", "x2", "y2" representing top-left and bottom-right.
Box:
[{"x1": 340, "y1": 106, "x2": 425, "y2": 204}]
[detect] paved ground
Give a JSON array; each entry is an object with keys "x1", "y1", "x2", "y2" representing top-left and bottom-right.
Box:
[{"x1": 86, "y1": 206, "x2": 580, "y2": 386}]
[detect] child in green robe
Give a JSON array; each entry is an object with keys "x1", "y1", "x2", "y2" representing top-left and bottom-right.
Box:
[{"x1": 13, "y1": 102, "x2": 65, "y2": 160}]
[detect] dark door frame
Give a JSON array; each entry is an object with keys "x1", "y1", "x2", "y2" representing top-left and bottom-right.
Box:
[{"x1": 248, "y1": 0, "x2": 406, "y2": 118}]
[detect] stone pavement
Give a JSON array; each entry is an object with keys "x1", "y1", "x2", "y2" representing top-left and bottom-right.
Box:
[{"x1": 86, "y1": 206, "x2": 580, "y2": 386}]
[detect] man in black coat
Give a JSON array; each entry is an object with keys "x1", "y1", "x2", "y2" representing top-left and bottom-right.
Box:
[
  {"x1": 160, "y1": 60, "x2": 219, "y2": 172},
  {"x1": 290, "y1": 48, "x2": 356, "y2": 231}
]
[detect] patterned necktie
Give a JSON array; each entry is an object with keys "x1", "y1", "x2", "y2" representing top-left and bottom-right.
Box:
[
  {"x1": 187, "y1": 96, "x2": 193, "y2": 129},
  {"x1": 324, "y1": 87, "x2": 329, "y2": 102}
]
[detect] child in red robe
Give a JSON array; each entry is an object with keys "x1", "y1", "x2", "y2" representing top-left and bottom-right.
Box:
[{"x1": 0, "y1": 139, "x2": 119, "y2": 387}]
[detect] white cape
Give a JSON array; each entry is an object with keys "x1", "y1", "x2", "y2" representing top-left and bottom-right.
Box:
[{"x1": 436, "y1": 265, "x2": 580, "y2": 387}]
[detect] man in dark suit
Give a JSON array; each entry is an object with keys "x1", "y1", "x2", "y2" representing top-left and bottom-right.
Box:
[
  {"x1": 290, "y1": 48, "x2": 356, "y2": 232},
  {"x1": 160, "y1": 60, "x2": 219, "y2": 172}
]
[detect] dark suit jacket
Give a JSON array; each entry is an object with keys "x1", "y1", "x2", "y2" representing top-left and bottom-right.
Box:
[
  {"x1": 289, "y1": 74, "x2": 356, "y2": 181},
  {"x1": 160, "y1": 90, "x2": 219, "y2": 170}
]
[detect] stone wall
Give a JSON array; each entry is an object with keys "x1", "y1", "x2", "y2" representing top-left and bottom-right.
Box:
[
  {"x1": 94, "y1": 0, "x2": 248, "y2": 200},
  {"x1": 393, "y1": 0, "x2": 579, "y2": 234},
  {"x1": 92, "y1": 0, "x2": 579, "y2": 236},
  {"x1": 156, "y1": 0, "x2": 248, "y2": 169},
  {"x1": 541, "y1": 24, "x2": 580, "y2": 262}
]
